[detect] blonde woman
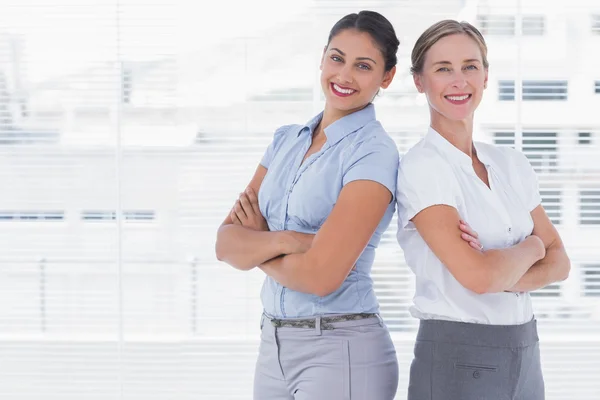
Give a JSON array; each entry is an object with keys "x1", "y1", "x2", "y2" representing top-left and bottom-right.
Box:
[{"x1": 396, "y1": 20, "x2": 570, "y2": 400}]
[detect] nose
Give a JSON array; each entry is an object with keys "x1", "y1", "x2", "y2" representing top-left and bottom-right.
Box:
[
  {"x1": 451, "y1": 71, "x2": 468, "y2": 89},
  {"x1": 337, "y1": 64, "x2": 353, "y2": 84}
]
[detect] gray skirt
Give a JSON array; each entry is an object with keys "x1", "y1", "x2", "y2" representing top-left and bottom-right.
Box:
[{"x1": 408, "y1": 318, "x2": 544, "y2": 400}]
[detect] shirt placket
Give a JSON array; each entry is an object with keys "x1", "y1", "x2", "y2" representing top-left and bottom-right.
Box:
[
  {"x1": 276, "y1": 134, "x2": 313, "y2": 317},
  {"x1": 488, "y1": 167, "x2": 522, "y2": 307},
  {"x1": 487, "y1": 167, "x2": 515, "y2": 247}
]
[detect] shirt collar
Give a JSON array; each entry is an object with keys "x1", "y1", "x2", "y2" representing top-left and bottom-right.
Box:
[
  {"x1": 425, "y1": 126, "x2": 491, "y2": 168},
  {"x1": 298, "y1": 103, "x2": 377, "y2": 146}
]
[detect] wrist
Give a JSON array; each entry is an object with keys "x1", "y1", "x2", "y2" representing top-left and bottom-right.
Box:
[
  {"x1": 526, "y1": 235, "x2": 546, "y2": 261},
  {"x1": 274, "y1": 231, "x2": 292, "y2": 255}
]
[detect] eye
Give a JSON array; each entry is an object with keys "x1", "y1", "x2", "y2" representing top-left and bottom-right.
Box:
[
  {"x1": 465, "y1": 64, "x2": 478, "y2": 70},
  {"x1": 331, "y1": 55, "x2": 343, "y2": 62},
  {"x1": 436, "y1": 67, "x2": 450, "y2": 72},
  {"x1": 357, "y1": 63, "x2": 371, "y2": 71}
]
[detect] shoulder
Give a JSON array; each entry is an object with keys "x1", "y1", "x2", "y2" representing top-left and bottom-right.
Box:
[
  {"x1": 273, "y1": 123, "x2": 302, "y2": 140},
  {"x1": 346, "y1": 120, "x2": 399, "y2": 159},
  {"x1": 476, "y1": 141, "x2": 534, "y2": 175},
  {"x1": 267, "y1": 124, "x2": 304, "y2": 152},
  {"x1": 400, "y1": 138, "x2": 451, "y2": 176},
  {"x1": 396, "y1": 138, "x2": 461, "y2": 228}
]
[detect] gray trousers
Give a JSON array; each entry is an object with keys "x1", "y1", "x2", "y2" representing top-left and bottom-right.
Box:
[
  {"x1": 408, "y1": 318, "x2": 545, "y2": 400},
  {"x1": 254, "y1": 314, "x2": 399, "y2": 400}
]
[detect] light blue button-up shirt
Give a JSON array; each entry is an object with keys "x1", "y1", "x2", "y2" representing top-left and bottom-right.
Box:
[{"x1": 258, "y1": 104, "x2": 399, "y2": 318}]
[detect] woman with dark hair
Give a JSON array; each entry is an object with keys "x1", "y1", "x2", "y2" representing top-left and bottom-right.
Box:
[{"x1": 216, "y1": 10, "x2": 402, "y2": 400}]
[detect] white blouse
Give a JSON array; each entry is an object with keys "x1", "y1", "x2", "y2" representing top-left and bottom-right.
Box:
[{"x1": 396, "y1": 127, "x2": 541, "y2": 325}]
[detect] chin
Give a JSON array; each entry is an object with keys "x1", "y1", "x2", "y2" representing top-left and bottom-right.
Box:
[
  {"x1": 450, "y1": 113, "x2": 472, "y2": 121},
  {"x1": 327, "y1": 98, "x2": 359, "y2": 111},
  {"x1": 441, "y1": 108, "x2": 474, "y2": 122}
]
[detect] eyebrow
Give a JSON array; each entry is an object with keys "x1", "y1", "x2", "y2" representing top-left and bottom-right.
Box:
[
  {"x1": 433, "y1": 59, "x2": 482, "y2": 65},
  {"x1": 330, "y1": 47, "x2": 377, "y2": 64}
]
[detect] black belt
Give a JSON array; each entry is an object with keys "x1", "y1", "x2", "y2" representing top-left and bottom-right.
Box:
[{"x1": 267, "y1": 313, "x2": 379, "y2": 330}]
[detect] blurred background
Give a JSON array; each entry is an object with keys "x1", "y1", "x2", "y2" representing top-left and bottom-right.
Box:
[{"x1": 0, "y1": 0, "x2": 598, "y2": 399}]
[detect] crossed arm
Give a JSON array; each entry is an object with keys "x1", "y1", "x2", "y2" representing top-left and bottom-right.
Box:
[
  {"x1": 506, "y1": 205, "x2": 570, "y2": 292},
  {"x1": 215, "y1": 162, "x2": 395, "y2": 296},
  {"x1": 215, "y1": 163, "x2": 484, "y2": 297},
  {"x1": 411, "y1": 204, "x2": 570, "y2": 294},
  {"x1": 214, "y1": 164, "x2": 292, "y2": 271}
]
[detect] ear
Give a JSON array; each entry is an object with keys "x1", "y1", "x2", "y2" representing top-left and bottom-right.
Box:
[
  {"x1": 483, "y1": 68, "x2": 489, "y2": 89},
  {"x1": 380, "y1": 66, "x2": 396, "y2": 89},
  {"x1": 320, "y1": 46, "x2": 327, "y2": 70},
  {"x1": 413, "y1": 73, "x2": 424, "y2": 93}
]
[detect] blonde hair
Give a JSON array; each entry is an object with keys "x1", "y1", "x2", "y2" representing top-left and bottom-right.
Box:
[{"x1": 411, "y1": 20, "x2": 489, "y2": 75}]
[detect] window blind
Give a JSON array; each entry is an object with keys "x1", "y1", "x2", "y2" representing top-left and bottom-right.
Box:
[{"x1": 0, "y1": 1, "x2": 599, "y2": 399}]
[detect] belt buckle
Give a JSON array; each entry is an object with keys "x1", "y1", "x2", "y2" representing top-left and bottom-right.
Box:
[{"x1": 270, "y1": 319, "x2": 282, "y2": 328}]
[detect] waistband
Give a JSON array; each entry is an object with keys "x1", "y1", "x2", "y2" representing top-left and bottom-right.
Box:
[
  {"x1": 262, "y1": 312, "x2": 380, "y2": 331},
  {"x1": 416, "y1": 318, "x2": 539, "y2": 348}
]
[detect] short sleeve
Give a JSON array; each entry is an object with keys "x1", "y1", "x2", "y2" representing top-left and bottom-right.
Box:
[
  {"x1": 260, "y1": 124, "x2": 295, "y2": 169},
  {"x1": 396, "y1": 150, "x2": 459, "y2": 229},
  {"x1": 342, "y1": 135, "x2": 400, "y2": 200},
  {"x1": 511, "y1": 150, "x2": 542, "y2": 211}
]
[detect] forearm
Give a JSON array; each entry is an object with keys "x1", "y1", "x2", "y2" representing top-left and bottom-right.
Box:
[
  {"x1": 508, "y1": 244, "x2": 570, "y2": 292},
  {"x1": 483, "y1": 236, "x2": 546, "y2": 293},
  {"x1": 215, "y1": 225, "x2": 287, "y2": 271},
  {"x1": 259, "y1": 253, "x2": 322, "y2": 295}
]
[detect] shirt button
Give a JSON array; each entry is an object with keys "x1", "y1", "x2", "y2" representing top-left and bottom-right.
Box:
[
  {"x1": 508, "y1": 227, "x2": 512, "y2": 233},
  {"x1": 473, "y1": 370, "x2": 481, "y2": 379}
]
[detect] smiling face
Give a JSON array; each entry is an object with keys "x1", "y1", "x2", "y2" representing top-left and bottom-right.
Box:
[
  {"x1": 320, "y1": 28, "x2": 395, "y2": 118},
  {"x1": 413, "y1": 33, "x2": 488, "y2": 123}
]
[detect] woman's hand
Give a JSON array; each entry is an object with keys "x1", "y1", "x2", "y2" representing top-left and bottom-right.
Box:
[
  {"x1": 231, "y1": 187, "x2": 269, "y2": 231},
  {"x1": 230, "y1": 187, "x2": 317, "y2": 256},
  {"x1": 459, "y1": 220, "x2": 483, "y2": 251}
]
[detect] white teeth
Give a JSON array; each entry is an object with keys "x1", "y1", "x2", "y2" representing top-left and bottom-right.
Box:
[
  {"x1": 333, "y1": 83, "x2": 355, "y2": 94},
  {"x1": 446, "y1": 94, "x2": 470, "y2": 101}
]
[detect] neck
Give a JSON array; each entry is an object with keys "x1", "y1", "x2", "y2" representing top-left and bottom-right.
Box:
[
  {"x1": 318, "y1": 103, "x2": 368, "y2": 137},
  {"x1": 430, "y1": 109, "x2": 475, "y2": 158}
]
